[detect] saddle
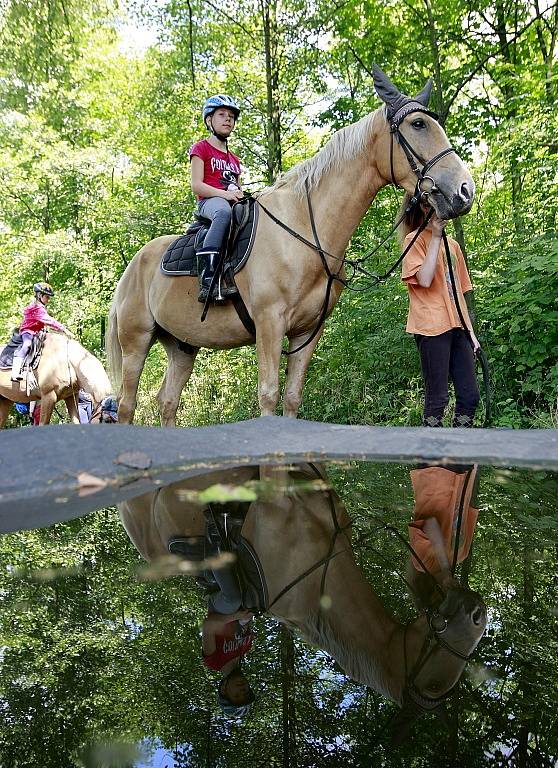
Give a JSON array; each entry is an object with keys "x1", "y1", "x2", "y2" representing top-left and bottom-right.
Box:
[
  {"x1": 168, "y1": 499, "x2": 268, "y2": 614},
  {"x1": 0, "y1": 330, "x2": 45, "y2": 372},
  {"x1": 160, "y1": 197, "x2": 259, "y2": 301}
]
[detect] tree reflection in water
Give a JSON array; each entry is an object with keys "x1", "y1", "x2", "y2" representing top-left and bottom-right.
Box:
[{"x1": 0, "y1": 461, "x2": 556, "y2": 766}]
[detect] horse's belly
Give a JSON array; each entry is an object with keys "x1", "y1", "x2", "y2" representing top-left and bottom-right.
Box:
[{"x1": 150, "y1": 275, "x2": 254, "y2": 349}]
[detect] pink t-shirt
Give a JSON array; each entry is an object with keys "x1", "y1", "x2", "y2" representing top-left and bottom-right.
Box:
[
  {"x1": 20, "y1": 302, "x2": 65, "y2": 335},
  {"x1": 189, "y1": 139, "x2": 241, "y2": 200}
]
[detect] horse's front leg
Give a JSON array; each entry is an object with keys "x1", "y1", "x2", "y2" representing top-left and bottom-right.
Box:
[
  {"x1": 255, "y1": 309, "x2": 286, "y2": 416},
  {"x1": 282, "y1": 327, "x2": 324, "y2": 418}
]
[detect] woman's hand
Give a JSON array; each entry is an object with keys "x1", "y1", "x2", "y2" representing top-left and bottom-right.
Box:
[{"x1": 430, "y1": 214, "x2": 448, "y2": 236}]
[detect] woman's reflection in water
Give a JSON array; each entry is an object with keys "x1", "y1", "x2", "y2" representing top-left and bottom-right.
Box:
[
  {"x1": 118, "y1": 463, "x2": 486, "y2": 738},
  {"x1": 391, "y1": 463, "x2": 487, "y2": 742},
  {"x1": 407, "y1": 463, "x2": 480, "y2": 601}
]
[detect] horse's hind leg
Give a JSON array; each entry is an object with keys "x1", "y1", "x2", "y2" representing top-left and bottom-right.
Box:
[
  {"x1": 282, "y1": 328, "x2": 324, "y2": 417},
  {"x1": 156, "y1": 333, "x2": 199, "y2": 427},
  {"x1": 118, "y1": 328, "x2": 155, "y2": 424}
]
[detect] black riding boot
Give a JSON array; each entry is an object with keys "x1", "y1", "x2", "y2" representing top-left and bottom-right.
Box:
[{"x1": 197, "y1": 251, "x2": 219, "y2": 303}]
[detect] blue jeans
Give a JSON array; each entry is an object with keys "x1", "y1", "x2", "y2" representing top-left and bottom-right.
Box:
[{"x1": 198, "y1": 197, "x2": 233, "y2": 253}]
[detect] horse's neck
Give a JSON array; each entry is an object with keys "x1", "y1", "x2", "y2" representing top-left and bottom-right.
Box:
[
  {"x1": 65, "y1": 339, "x2": 111, "y2": 403},
  {"x1": 302, "y1": 127, "x2": 386, "y2": 259},
  {"x1": 289, "y1": 552, "x2": 405, "y2": 700},
  {"x1": 254, "y1": 492, "x2": 404, "y2": 701}
]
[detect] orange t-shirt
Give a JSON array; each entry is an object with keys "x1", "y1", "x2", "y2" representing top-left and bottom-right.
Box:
[
  {"x1": 408, "y1": 465, "x2": 479, "y2": 574},
  {"x1": 401, "y1": 229, "x2": 473, "y2": 336}
]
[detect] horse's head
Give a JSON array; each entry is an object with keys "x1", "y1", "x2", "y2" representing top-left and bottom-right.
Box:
[
  {"x1": 373, "y1": 66, "x2": 474, "y2": 220},
  {"x1": 391, "y1": 583, "x2": 487, "y2": 743}
]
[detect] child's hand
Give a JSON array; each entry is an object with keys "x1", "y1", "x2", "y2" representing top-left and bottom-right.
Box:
[{"x1": 224, "y1": 189, "x2": 244, "y2": 203}]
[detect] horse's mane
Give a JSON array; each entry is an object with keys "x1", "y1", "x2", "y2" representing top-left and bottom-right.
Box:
[
  {"x1": 297, "y1": 608, "x2": 401, "y2": 703},
  {"x1": 258, "y1": 111, "x2": 379, "y2": 199},
  {"x1": 61, "y1": 337, "x2": 112, "y2": 402}
]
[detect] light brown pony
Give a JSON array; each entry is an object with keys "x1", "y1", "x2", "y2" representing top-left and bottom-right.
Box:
[
  {"x1": 0, "y1": 332, "x2": 113, "y2": 426},
  {"x1": 118, "y1": 464, "x2": 486, "y2": 731},
  {"x1": 107, "y1": 69, "x2": 475, "y2": 425}
]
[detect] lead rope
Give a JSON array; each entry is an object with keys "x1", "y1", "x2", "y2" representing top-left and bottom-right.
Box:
[{"x1": 442, "y1": 230, "x2": 492, "y2": 426}]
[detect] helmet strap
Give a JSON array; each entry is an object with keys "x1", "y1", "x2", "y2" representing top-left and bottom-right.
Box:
[{"x1": 36, "y1": 293, "x2": 48, "y2": 305}]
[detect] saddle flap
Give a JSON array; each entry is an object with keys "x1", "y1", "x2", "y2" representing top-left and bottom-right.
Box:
[
  {"x1": 205, "y1": 506, "x2": 269, "y2": 613},
  {"x1": 160, "y1": 197, "x2": 258, "y2": 280}
]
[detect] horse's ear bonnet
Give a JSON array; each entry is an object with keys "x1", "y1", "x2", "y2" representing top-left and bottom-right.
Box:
[
  {"x1": 373, "y1": 65, "x2": 409, "y2": 112},
  {"x1": 373, "y1": 65, "x2": 434, "y2": 123},
  {"x1": 414, "y1": 79, "x2": 433, "y2": 107}
]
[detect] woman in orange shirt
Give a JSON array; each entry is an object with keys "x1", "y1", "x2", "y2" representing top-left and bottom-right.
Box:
[{"x1": 401, "y1": 199, "x2": 480, "y2": 428}]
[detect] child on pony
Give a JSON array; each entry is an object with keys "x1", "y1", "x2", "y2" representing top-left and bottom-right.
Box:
[{"x1": 11, "y1": 283, "x2": 72, "y2": 382}]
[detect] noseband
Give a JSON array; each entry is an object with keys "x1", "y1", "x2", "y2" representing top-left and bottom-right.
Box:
[{"x1": 387, "y1": 100, "x2": 457, "y2": 205}]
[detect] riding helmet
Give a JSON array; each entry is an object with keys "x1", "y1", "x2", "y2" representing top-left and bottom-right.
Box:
[
  {"x1": 33, "y1": 282, "x2": 54, "y2": 297},
  {"x1": 202, "y1": 95, "x2": 240, "y2": 122}
]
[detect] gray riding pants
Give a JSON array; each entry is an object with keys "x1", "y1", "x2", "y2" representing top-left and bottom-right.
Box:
[{"x1": 198, "y1": 197, "x2": 233, "y2": 253}]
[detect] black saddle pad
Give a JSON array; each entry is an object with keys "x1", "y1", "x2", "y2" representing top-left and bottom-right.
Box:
[
  {"x1": 0, "y1": 331, "x2": 44, "y2": 370},
  {"x1": 160, "y1": 197, "x2": 258, "y2": 277}
]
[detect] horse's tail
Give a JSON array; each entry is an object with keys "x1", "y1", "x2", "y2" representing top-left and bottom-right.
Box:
[{"x1": 106, "y1": 295, "x2": 122, "y2": 395}]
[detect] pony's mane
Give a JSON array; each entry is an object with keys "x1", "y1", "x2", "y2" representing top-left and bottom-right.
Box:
[
  {"x1": 64, "y1": 337, "x2": 112, "y2": 401},
  {"x1": 297, "y1": 608, "x2": 402, "y2": 703},
  {"x1": 259, "y1": 111, "x2": 379, "y2": 199}
]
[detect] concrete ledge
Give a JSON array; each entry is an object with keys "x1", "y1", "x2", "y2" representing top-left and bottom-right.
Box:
[{"x1": 0, "y1": 417, "x2": 556, "y2": 532}]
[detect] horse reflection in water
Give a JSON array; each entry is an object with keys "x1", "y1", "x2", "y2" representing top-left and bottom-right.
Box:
[{"x1": 118, "y1": 463, "x2": 486, "y2": 736}]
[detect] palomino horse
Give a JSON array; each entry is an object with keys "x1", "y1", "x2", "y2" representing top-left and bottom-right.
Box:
[
  {"x1": 0, "y1": 332, "x2": 113, "y2": 426},
  {"x1": 118, "y1": 464, "x2": 486, "y2": 734},
  {"x1": 107, "y1": 68, "x2": 475, "y2": 425}
]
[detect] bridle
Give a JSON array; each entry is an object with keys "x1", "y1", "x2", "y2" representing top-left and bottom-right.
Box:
[
  {"x1": 401, "y1": 592, "x2": 479, "y2": 712},
  {"x1": 387, "y1": 99, "x2": 457, "y2": 206}
]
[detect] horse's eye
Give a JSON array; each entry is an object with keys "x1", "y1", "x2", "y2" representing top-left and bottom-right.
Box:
[{"x1": 411, "y1": 118, "x2": 426, "y2": 129}]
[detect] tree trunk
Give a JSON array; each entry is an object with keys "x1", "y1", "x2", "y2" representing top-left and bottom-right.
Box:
[
  {"x1": 280, "y1": 623, "x2": 296, "y2": 767},
  {"x1": 261, "y1": 0, "x2": 282, "y2": 183}
]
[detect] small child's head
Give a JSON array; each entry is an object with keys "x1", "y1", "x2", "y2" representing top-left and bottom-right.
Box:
[{"x1": 33, "y1": 282, "x2": 55, "y2": 305}]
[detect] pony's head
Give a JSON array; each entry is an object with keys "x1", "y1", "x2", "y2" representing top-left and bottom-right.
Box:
[{"x1": 373, "y1": 66, "x2": 474, "y2": 220}]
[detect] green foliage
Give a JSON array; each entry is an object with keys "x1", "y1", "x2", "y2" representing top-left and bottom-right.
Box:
[{"x1": 0, "y1": 0, "x2": 556, "y2": 428}]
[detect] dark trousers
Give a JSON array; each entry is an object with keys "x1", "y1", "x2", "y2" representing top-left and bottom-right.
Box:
[{"x1": 415, "y1": 329, "x2": 479, "y2": 427}]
